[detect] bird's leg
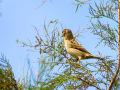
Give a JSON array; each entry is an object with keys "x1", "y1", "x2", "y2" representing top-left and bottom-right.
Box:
[
  {"x1": 66, "y1": 58, "x2": 72, "y2": 62},
  {"x1": 76, "y1": 57, "x2": 81, "y2": 63},
  {"x1": 68, "y1": 58, "x2": 72, "y2": 62}
]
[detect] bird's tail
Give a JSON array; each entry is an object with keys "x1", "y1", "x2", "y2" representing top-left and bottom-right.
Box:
[
  {"x1": 86, "y1": 54, "x2": 104, "y2": 60},
  {"x1": 95, "y1": 56, "x2": 104, "y2": 60}
]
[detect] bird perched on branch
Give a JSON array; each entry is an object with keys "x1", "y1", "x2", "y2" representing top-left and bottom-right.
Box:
[{"x1": 62, "y1": 29, "x2": 103, "y2": 63}]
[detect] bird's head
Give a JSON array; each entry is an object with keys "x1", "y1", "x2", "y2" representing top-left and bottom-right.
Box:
[{"x1": 62, "y1": 29, "x2": 73, "y2": 40}]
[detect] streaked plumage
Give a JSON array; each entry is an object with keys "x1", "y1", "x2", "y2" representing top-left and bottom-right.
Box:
[{"x1": 62, "y1": 29, "x2": 103, "y2": 63}]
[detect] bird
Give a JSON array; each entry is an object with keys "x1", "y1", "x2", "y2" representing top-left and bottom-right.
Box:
[{"x1": 62, "y1": 29, "x2": 104, "y2": 63}]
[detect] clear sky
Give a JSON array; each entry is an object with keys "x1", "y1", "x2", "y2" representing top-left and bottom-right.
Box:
[{"x1": 0, "y1": 0, "x2": 118, "y2": 89}]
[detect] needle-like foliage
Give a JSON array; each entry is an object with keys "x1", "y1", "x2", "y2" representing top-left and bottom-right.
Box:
[{"x1": 0, "y1": 53, "x2": 18, "y2": 90}]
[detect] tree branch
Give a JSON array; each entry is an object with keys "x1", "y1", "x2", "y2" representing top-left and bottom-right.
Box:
[{"x1": 107, "y1": 1, "x2": 120, "y2": 90}]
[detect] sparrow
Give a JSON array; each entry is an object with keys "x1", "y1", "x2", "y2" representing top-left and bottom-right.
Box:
[{"x1": 62, "y1": 29, "x2": 103, "y2": 63}]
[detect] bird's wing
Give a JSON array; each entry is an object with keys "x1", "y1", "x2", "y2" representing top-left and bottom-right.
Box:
[{"x1": 69, "y1": 39, "x2": 91, "y2": 54}]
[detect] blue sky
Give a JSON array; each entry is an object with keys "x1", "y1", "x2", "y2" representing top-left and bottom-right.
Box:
[{"x1": 0, "y1": 0, "x2": 118, "y2": 89}]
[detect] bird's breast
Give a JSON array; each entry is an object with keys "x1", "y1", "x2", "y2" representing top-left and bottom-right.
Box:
[{"x1": 64, "y1": 40, "x2": 79, "y2": 59}]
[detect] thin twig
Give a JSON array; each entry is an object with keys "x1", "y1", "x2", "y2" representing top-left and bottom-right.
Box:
[
  {"x1": 75, "y1": 64, "x2": 99, "y2": 90},
  {"x1": 34, "y1": 0, "x2": 47, "y2": 10}
]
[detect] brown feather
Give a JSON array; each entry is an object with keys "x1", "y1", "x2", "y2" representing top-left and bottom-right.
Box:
[{"x1": 70, "y1": 39, "x2": 91, "y2": 54}]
